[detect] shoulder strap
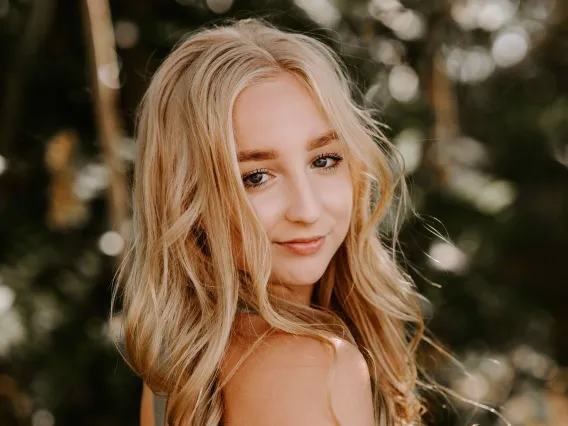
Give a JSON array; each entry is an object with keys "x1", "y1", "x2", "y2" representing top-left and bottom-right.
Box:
[
  {"x1": 117, "y1": 335, "x2": 169, "y2": 426},
  {"x1": 153, "y1": 391, "x2": 169, "y2": 426}
]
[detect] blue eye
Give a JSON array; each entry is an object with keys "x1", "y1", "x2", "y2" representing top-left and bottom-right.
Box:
[
  {"x1": 311, "y1": 153, "x2": 344, "y2": 170},
  {"x1": 247, "y1": 174, "x2": 264, "y2": 185},
  {"x1": 313, "y1": 157, "x2": 328, "y2": 168},
  {"x1": 242, "y1": 168, "x2": 270, "y2": 188}
]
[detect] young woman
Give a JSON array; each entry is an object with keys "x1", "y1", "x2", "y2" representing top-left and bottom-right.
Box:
[{"x1": 114, "y1": 18, "x2": 426, "y2": 426}]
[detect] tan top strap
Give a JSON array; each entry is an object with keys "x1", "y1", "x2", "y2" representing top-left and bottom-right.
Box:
[{"x1": 153, "y1": 391, "x2": 168, "y2": 426}]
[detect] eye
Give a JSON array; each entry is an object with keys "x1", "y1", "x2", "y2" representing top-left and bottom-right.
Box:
[
  {"x1": 242, "y1": 168, "x2": 271, "y2": 189},
  {"x1": 311, "y1": 152, "x2": 344, "y2": 170}
]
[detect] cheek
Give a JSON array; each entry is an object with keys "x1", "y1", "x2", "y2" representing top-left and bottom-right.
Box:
[
  {"x1": 245, "y1": 192, "x2": 283, "y2": 235},
  {"x1": 324, "y1": 172, "x2": 353, "y2": 229}
]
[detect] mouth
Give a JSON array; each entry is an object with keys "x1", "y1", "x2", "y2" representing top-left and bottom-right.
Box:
[
  {"x1": 274, "y1": 235, "x2": 326, "y2": 255},
  {"x1": 278, "y1": 235, "x2": 326, "y2": 244}
]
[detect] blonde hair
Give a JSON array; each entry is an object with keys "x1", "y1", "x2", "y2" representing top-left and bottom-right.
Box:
[{"x1": 113, "y1": 18, "x2": 427, "y2": 426}]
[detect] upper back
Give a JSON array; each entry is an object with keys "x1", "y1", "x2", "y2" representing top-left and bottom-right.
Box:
[
  {"x1": 140, "y1": 314, "x2": 376, "y2": 426},
  {"x1": 220, "y1": 330, "x2": 376, "y2": 426}
]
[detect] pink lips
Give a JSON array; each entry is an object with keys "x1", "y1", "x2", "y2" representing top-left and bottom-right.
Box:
[{"x1": 275, "y1": 236, "x2": 326, "y2": 255}]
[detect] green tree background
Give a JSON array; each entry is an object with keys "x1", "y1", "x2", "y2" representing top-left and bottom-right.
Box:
[{"x1": 1, "y1": 0, "x2": 567, "y2": 425}]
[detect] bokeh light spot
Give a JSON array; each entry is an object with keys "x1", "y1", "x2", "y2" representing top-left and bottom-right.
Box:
[
  {"x1": 451, "y1": 0, "x2": 481, "y2": 31},
  {"x1": 0, "y1": 154, "x2": 6, "y2": 175},
  {"x1": 390, "y1": 9, "x2": 426, "y2": 40},
  {"x1": 0, "y1": 309, "x2": 25, "y2": 356},
  {"x1": 388, "y1": 64, "x2": 419, "y2": 102},
  {"x1": 445, "y1": 46, "x2": 495, "y2": 83},
  {"x1": 475, "y1": 179, "x2": 517, "y2": 214},
  {"x1": 371, "y1": 39, "x2": 403, "y2": 66},
  {"x1": 115, "y1": 20, "x2": 139, "y2": 49},
  {"x1": 394, "y1": 128, "x2": 424, "y2": 174},
  {"x1": 32, "y1": 409, "x2": 55, "y2": 426},
  {"x1": 451, "y1": 372, "x2": 490, "y2": 401},
  {"x1": 492, "y1": 27, "x2": 530, "y2": 67},
  {"x1": 73, "y1": 163, "x2": 109, "y2": 201},
  {"x1": 477, "y1": 0, "x2": 515, "y2": 32},
  {"x1": 294, "y1": 0, "x2": 340, "y2": 28},
  {"x1": 206, "y1": 0, "x2": 233, "y2": 14},
  {"x1": 98, "y1": 231, "x2": 125, "y2": 256},
  {"x1": 0, "y1": 284, "x2": 15, "y2": 316},
  {"x1": 368, "y1": 0, "x2": 403, "y2": 15},
  {"x1": 0, "y1": 0, "x2": 9, "y2": 19},
  {"x1": 428, "y1": 241, "x2": 468, "y2": 273}
]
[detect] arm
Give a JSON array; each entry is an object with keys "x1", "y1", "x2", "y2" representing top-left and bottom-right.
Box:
[
  {"x1": 140, "y1": 382, "x2": 155, "y2": 426},
  {"x1": 222, "y1": 333, "x2": 376, "y2": 426}
]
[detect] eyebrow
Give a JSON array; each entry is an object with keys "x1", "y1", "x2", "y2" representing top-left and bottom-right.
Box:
[{"x1": 236, "y1": 130, "x2": 339, "y2": 163}]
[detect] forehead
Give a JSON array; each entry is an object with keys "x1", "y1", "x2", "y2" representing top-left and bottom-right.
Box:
[{"x1": 232, "y1": 72, "x2": 331, "y2": 151}]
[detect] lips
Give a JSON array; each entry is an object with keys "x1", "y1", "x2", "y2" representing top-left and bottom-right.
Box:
[
  {"x1": 279, "y1": 236, "x2": 325, "y2": 244},
  {"x1": 275, "y1": 236, "x2": 326, "y2": 255}
]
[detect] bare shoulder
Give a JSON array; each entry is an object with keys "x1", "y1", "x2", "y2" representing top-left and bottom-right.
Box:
[
  {"x1": 222, "y1": 332, "x2": 375, "y2": 426},
  {"x1": 140, "y1": 382, "x2": 171, "y2": 426},
  {"x1": 140, "y1": 382, "x2": 155, "y2": 426}
]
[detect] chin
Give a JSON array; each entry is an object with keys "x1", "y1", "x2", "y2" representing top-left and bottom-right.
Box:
[{"x1": 270, "y1": 261, "x2": 329, "y2": 287}]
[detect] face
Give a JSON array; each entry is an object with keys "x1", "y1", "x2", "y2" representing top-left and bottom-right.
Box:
[{"x1": 232, "y1": 72, "x2": 353, "y2": 303}]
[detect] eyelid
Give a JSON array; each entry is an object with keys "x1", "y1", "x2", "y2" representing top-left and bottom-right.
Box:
[
  {"x1": 241, "y1": 167, "x2": 274, "y2": 189},
  {"x1": 241, "y1": 168, "x2": 270, "y2": 179},
  {"x1": 312, "y1": 151, "x2": 343, "y2": 161},
  {"x1": 241, "y1": 169, "x2": 273, "y2": 180}
]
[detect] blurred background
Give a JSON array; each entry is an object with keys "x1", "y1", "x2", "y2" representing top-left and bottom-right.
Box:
[{"x1": 0, "y1": 0, "x2": 567, "y2": 425}]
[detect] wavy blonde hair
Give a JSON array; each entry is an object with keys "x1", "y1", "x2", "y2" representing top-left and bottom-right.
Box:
[{"x1": 112, "y1": 18, "x2": 427, "y2": 426}]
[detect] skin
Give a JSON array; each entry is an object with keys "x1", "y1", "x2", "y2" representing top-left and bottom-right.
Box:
[{"x1": 232, "y1": 71, "x2": 353, "y2": 307}]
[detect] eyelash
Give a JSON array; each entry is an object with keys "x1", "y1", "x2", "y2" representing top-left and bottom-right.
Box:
[
  {"x1": 313, "y1": 152, "x2": 344, "y2": 171},
  {"x1": 241, "y1": 152, "x2": 344, "y2": 189},
  {"x1": 241, "y1": 168, "x2": 270, "y2": 189}
]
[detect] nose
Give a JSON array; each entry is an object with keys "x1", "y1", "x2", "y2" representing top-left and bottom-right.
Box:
[{"x1": 284, "y1": 171, "x2": 322, "y2": 225}]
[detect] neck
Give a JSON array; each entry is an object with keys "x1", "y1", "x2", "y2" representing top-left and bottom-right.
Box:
[{"x1": 270, "y1": 283, "x2": 315, "y2": 307}]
